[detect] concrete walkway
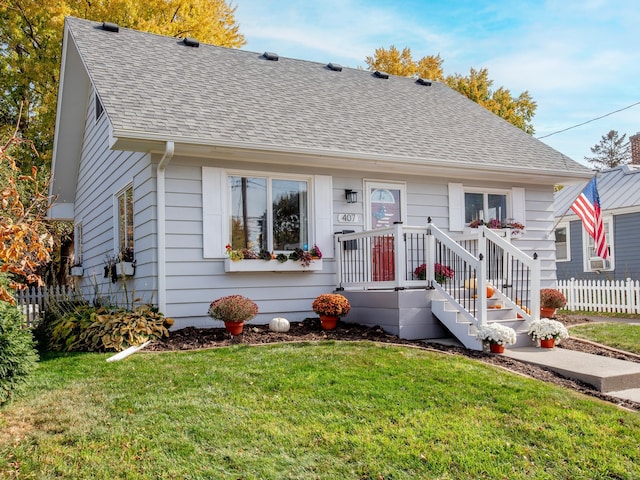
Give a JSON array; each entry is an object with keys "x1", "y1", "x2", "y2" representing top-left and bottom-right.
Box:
[{"x1": 503, "y1": 346, "x2": 640, "y2": 403}]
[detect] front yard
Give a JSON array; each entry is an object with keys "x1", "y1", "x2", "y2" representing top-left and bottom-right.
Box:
[{"x1": 1, "y1": 342, "x2": 639, "y2": 479}]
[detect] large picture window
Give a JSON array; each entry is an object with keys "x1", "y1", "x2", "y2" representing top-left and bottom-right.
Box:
[
  {"x1": 116, "y1": 185, "x2": 134, "y2": 256},
  {"x1": 229, "y1": 175, "x2": 308, "y2": 252}
]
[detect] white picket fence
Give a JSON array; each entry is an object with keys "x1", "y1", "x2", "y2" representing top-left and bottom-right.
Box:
[
  {"x1": 558, "y1": 278, "x2": 640, "y2": 314},
  {"x1": 14, "y1": 285, "x2": 77, "y2": 327}
]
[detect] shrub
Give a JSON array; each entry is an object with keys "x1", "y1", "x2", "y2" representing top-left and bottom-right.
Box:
[
  {"x1": 540, "y1": 288, "x2": 567, "y2": 309},
  {"x1": 208, "y1": 295, "x2": 259, "y2": 323},
  {"x1": 312, "y1": 293, "x2": 351, "y2": 317},
  {"x1": 0, "y1": 301, "x2": 39, "y2": 405}
]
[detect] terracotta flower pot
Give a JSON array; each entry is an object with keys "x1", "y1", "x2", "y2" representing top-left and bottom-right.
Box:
[
  {"x1": 319, "y1": 315, "x2": 338, "y2": 330},
  {"x1": 490, "y1": 343, "x2": 505, "y2": 354},
  {"x1": 540, "y1": 307, "x2": 556, "y2": 318},
  {"x1": 224, "y1": 321, "x2": 244, "y2": 335},
  {"x1": 540, "y1": 338, "x2": 555, "y2": 348}
]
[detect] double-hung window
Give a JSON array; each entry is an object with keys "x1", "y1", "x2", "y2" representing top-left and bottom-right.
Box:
[
  {"x1": 464, "y1": 190, "x2": 509, "y2": 223},
  {"x1": 448, "y1": 183, "x2": 525, "y2": 232},
  {"x1": 554, "y1": 223, "x2": 570, "y2": 262},
  {"x1": 228, "y1": 174, "x2": 309, "y2": 252},
  {"x1": 116, "y1": 185, "x2": 134, "y2": 256},
  {"x1": 583, "y1": 217, "x2": 613, "y2": 272}
]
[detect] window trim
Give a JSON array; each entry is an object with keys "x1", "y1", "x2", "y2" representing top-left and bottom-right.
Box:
[
  {"x1": 74, "y1": 221, "x2": 83, "y2": 265},
  {"x1": 582, "y1": 216, "x2": 614, "y2": 272},
  {"x1": 554, "y1": 222, "x2": 571, "y2": 262},
  {"x1": 113, "y1": 183, "x2": 134, "y2": 256},
  {"x1": 226, "y1": 169, "x2": 314, "y2": 253}
]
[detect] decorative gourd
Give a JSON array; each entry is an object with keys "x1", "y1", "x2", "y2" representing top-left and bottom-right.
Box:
[
  {"x1": 269, "y1": 317, "x2": 290, "y2": 333},
  {"x1": 486, "y1": 284, "x2": 495, "y2": 298}
]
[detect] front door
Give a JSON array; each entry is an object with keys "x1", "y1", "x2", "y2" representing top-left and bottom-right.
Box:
[{"x1": 365, "y1": 181, "x2": 406, "y2": 281}]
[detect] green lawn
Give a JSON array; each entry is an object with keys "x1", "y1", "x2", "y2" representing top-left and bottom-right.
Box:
[
  {"x1": 1, "y1": 342, "x2": 639, "y2": 479},
  {"x1": 569, "y1": 322, "x2": 640, "y2": 355}
]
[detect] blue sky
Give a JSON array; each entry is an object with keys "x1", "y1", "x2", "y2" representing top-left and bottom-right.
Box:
[{"x1": 233, "y1": 0, "x2": 639, "y2": 166}]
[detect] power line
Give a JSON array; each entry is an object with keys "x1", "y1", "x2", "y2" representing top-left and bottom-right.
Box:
[{"x1": 536, "y1": 101, "x2": 640, "y2": 139}]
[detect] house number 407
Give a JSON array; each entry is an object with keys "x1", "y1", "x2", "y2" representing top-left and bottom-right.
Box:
[{"x1": 338, "y1": 213, "x2": 358, "y2": 223}]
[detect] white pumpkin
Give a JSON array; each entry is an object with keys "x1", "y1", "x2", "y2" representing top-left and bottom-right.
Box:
[{"x1": 269, "y1": 317, "x2": 290, "y2": 333}]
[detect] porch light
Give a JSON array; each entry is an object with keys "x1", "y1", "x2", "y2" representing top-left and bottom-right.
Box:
[{"x1": 345, "y1": 189, "x2": 358, "y2": 203}]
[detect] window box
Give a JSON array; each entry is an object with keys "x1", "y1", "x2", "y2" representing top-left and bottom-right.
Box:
[
  {"x1": 224, "y1": 258, "x2": 322, "y2": 272},
  {"x1": 115, "y1": 261, "x2": 136, "y2": 277},
  {"x1": 70, "y1": 265, "x2": 84, "y2": 277}
]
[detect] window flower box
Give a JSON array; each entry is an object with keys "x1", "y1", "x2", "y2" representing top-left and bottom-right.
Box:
[
  {"x1": 115, "y1": 261, "x2": 136, "y2": 277},
  {"x1": 224, "y1": 258, "x2": 322, "y2": 272},
  {"x1": 70, "y1": 265, "x2": 84, "y2": 277}
]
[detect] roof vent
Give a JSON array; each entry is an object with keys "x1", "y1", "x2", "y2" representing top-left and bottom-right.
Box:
[
  {"x1": 182, "y1": 37, "x2": 200, "y2": 47},
  {"x1": 262, "y1": 52, "x2": 279, "y2": 61},
  {"x1": 327, "y1": 62, "x2": 343, "y2": 72},
  {"x1": 416, "y1": 78, "x2": 432, "y2": 86},
  {"x1": 373, "y1": 70, "x2": 389, "y2": 79},
  {"x1": 101, "y1": 22, "x2": 119, "y2": 33}
]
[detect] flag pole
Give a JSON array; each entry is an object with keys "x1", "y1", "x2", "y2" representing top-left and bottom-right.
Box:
[{"x1": 546, "y1": 174, "x2": 597, "y2": 239}]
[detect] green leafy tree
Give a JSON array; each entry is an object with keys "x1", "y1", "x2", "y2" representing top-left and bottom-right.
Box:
[
  {"x1": 365, "y1": 47, "x2": 537, "y2": 134},
  {"x1": 584, "y1": 130, "x2": 631, "y2": 169}
]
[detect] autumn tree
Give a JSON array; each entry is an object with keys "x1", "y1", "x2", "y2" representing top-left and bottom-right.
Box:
[
  {"x1": 0, "y1": 0, "x2": 245, "y2": 173},
  {"x1": 445, "y1": 68, "x2": 536, "y2": 134},
  {"x1": 365, "y1": 45, "x2": 444, "y2": 80},
  {"x1": 584, "y1": 130, "x2": 631, "y2": 169},
  {"x1": 365, "y1": 46, "x2": 537, "y2": 134},
  {"x1": 0, "y1": 127, "x2": 52, "y2": 304}
]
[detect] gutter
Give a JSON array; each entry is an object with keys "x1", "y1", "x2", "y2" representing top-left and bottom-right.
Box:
[{"x1": 157, "y1": 141, "x2": 174, "y2": 314}]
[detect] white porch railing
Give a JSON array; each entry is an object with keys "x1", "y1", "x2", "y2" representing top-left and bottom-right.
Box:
[
  {"x1": 558, "y1": 278, "x2": 640, "y2": 314},
  {"x1": 335, "y1": 223, "x2": 540, "y2": 328}
]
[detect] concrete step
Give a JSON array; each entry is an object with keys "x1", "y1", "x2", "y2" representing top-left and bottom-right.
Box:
[{"x1": 503, "y1": 347, "x2": 640, "y2": 393}]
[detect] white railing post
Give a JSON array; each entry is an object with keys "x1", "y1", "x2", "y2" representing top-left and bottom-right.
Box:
[
  {"x1": 477, "y1": 231, "x2": 487, "y2": 326},
  {"x1": 531, "y1": 253, "x2": 540, "y2": 320},
  {"x1": 335, "y1": 233, "x2": 343, "y2": 290},
  {"x1": 427, "y1": 231, "x2": 436, "y2": 286},
  {"x1": 393, "y1": 223, "x2": 405, "y2": 289}
]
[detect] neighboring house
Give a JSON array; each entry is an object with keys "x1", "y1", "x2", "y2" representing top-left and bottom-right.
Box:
[
  {"x1": 554, "y1": 138, "x2": 640, "y2": 282},
  {"x1": 49, "y1": 18, "x2": 591, "y2": 343}
]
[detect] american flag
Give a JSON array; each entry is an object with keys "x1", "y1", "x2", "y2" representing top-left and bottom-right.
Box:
[{"x1": 570, "y1": 177, "x2": 609, "y2": 259}]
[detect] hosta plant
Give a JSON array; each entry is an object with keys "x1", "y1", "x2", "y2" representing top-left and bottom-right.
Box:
[
  {"x1": 49, "y1": 304, "x2": 174, "y2": 352},
  {"x1": 527, "y1": 318, "x2": 569, "y2": 342},
  {"x1": 475, "y1": 323, "x2": 517, "y2": 346}
]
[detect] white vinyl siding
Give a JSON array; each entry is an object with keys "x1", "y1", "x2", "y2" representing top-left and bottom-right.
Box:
[{"x1": 74, "y1": 87, "x2": 154, "y2": 303}]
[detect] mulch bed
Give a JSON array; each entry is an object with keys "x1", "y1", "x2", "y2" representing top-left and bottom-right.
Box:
[{"x1": 146, "y1": 314, "x2": 640, "y2": 411}]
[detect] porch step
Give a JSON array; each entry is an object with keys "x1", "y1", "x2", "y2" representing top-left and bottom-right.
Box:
[
  {"x1": 431, "y1": 298, "x2": 482, "y2": 350},
  {"x1": 431, "y1": 298, "x2": 534, "y2": 350}
]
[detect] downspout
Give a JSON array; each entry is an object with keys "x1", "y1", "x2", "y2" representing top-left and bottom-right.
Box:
[{"x1": 157, "y1": 141, "x2": 174, "y2": 314}]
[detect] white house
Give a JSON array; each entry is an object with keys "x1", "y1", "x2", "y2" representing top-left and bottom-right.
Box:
[{"x1": 49, "y1": 18, "x2": 592, "y2": 348}]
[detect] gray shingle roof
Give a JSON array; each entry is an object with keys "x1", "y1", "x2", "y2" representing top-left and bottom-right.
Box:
[
  {"x1": 554, "y1": 164, "x2": 640, "y2": 215},
  {"x1": 65, "y1": 17, "x2": 589, "y2": 176}
]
